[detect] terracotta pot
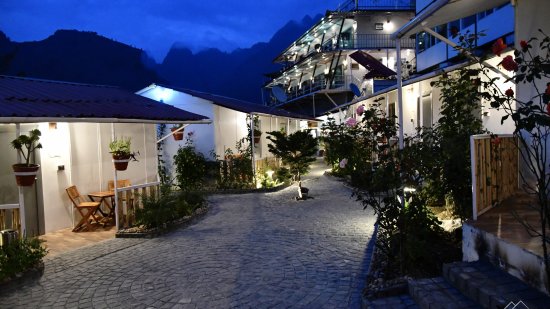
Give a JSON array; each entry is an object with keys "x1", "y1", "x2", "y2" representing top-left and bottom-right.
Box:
[
  {"x1": 12, "y1": 164, "x2": 40, "y2": 186},
  {"x1": 254, "y1": 136, "x2": 261, "y2": 144},
  {"x1": 171, "y1": 127, "x2": 184, "y2": 141},
  {"x1": 112, "y1": 153, "x2": 131, "y2": 171}
]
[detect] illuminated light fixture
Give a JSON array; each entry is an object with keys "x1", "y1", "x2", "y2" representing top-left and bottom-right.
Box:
[
  {"x1": 49, "y1": 122, "x2": 57, "y2": 130},
  {"x1": 266, "y1": 170, "x2": 274, "y2": 179},
  {"x1": 343, "y1": 59, "x2": 348, "y2": 67},
  {"x1": 324, "y1": 67, "x2": 329, "y2": 74}
]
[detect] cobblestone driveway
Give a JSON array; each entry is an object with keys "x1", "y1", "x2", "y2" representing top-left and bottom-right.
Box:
[{"x1": 1, "y1": 171, "x2": 376, "y2": 308}]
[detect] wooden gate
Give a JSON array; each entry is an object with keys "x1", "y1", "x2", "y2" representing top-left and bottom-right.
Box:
[{"x1": 470, "y1": 134, "x2": 518, "y2": 219}]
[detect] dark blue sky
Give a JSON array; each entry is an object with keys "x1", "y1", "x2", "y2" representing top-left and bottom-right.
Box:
[{"x1": 0, "y1": 0, "x2": 342, "y2": 62}]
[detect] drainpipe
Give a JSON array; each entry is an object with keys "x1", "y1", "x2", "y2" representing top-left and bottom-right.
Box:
[
  {"x1": 396, "y1": 39, "x2": 404, "y2": 150},
  {"x1": 16, "y1": 124, "x2": 26, "y2": 236},
  {"x1": 250, "y1": 113, "x2": 256, "y2": 183},
  {"x1": 111, "y1": 123, "x2": 119, "y2": 231}
]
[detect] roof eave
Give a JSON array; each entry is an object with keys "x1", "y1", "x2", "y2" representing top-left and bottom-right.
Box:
[{"x1": 0, "y1": 117, "x2": 212, "y2": 124}]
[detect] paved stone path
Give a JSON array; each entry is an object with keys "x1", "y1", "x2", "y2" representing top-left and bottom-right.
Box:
[{"x1": 1, "y1": 165, "x2": 376, "y2": 308}]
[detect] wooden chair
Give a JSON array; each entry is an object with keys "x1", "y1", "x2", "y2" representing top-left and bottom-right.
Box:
[
  {"x1": 107, "y1": 179, "x2": 131, "y2": 191},
  {"x1": 66, "y1": 186, "x2": 102, "y2": 232},
  {"x1": 107, "y1": 179, "x2": 132, "y2": 216}
]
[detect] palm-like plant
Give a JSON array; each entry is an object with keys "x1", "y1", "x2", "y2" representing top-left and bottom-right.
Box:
[{"x1": 11, "y1": 129, "x2": 42, "y2": 167}]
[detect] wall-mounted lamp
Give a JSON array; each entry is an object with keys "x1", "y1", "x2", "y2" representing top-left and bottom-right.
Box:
[{"x1": 49, "y1": 122, "x2": 57, "y2": 130}]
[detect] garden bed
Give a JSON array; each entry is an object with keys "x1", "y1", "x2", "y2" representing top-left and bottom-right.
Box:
[
  {"x1": 203, "y1": 182, "x2": 291, "y2": 195},
  {"x1": 0, "y1": 261, "x2": 44, "y2": 290},
  {"x1": 115, "y1": 205, "x2": 209, "y2": 238}
]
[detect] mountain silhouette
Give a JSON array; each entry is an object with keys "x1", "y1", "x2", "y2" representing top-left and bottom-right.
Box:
[
  {"x1": 0, "y1": 29, "x2": 164, "y2": 90},
  {"x1": 0, "y1": 15, "x2": 319, "y2": 102},
  {"x1": 158, "y1": 15, "x2": 319, "y2": 103}
]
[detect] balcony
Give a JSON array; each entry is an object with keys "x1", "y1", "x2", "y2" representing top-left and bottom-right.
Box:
[
  {"x1": 271, "y1": 75, "x2": 364, "y2": 104},
  {"x1": 336, "y1": 0, "x2": 416, "y2": 11}
]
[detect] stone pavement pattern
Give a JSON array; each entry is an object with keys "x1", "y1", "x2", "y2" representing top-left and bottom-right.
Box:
[{"x1": 0, "y1": 168, "x2": 376, "y2": 308}]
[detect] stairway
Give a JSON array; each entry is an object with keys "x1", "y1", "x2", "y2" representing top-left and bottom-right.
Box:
[{"x1": 409, "y1": 260, "x2": 550, "y2": 309}]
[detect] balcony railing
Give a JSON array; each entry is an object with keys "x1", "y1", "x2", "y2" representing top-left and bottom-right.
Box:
[
  {"x1": 274, "y1": 75, "x2": 364, "y2": 103},
  {"x1": 336, "y1": 0, "x2": 415, "y2": 11},
  {"x1": 278, "y1": 33, "x2": 415, "y2": 70}
]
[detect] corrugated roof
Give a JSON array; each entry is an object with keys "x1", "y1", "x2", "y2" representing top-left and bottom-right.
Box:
[
  {"x1": 153, "y1": 84, "x2": 317, "y2": 121},
  {"x1": 0, "y1": 75, "x2": 210, "y2": 123}
]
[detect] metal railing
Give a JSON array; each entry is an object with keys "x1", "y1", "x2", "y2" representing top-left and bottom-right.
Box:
[
  {"x1": 336, "y1": 0, "x2": 415, "y2": 11},
  {"x1": 281, "y1": 75, "x2": 362, "y2": 101}
]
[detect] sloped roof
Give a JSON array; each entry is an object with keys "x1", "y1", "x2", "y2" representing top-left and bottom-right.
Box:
[
  {"x1": 152, "y1": 84, "x2": 317, "y2": 121},
  {"x1": 0, "y1": 75, "x2": 210, "y2": 124}
]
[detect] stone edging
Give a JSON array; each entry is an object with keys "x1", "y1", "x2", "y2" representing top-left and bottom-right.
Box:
[
  {"x1": 0, "y1": 261, "x2": 44, "y2": 290},
  {"x1": 115, "y1": 205, "x2": 210, "y2": 238},
  {"x1": 204, "y1": 182, "x2": 291, "y2": 195}
]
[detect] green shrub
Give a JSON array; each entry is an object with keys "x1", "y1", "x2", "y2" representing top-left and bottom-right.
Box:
[
  {"x1": 216, "y1": 139, "x2": 254, "y2": 189},
  {"x1": 135, "y1": 188, "x2": 205, "y2": 229},
  {"x1": 0, "y1": 237, "x2": 47, "y2": 281},
  {"x1": 173, "y1": 134, "x2": 207, "y2": 191}
]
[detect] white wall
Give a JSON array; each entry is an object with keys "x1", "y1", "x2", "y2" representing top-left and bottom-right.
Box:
[{"x1": 39, "y1": 122, "x2": 157, "y2": 233}]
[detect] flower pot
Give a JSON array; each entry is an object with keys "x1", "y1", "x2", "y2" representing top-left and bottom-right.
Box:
[
  {"x1": 254, "y1": 136, "x2": 261, "y2": 144},
  {"x1": 171, "y1": 127, "x2": 184, "y2": 141},
  {"x1": 112, "y1": 154, "x2": 131, "y2": 171},
  {"x1": 12, "y1": 164, "x2": 40, "y2": 186}
]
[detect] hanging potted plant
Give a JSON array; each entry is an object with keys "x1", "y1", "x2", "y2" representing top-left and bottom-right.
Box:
[
  {"x1": 11, "y1": 129, "x2": 42, "y2": 186},
  {"x1": 253, "y1": 128, "x2": 262, "y2": 144},
  {"x1": 171, "y1": 124, "x2": 184, "y2": 141},
  {"x1": 109, "y1": 137, "x2": 138, "y2": 171}
]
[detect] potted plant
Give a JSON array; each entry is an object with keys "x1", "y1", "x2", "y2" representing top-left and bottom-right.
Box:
[
  {"x1": 253, "y1": 128, "x2": 262, "y2": 144},
  {"x1": 109, "y1": 137, "x2": 138, "y2": 171},
  {"x1": 171, "y1": 124, "x2": 184, "y2": 141},
  {"x1": 11, "y1": 129, "x2": 42, "y2": 186}
]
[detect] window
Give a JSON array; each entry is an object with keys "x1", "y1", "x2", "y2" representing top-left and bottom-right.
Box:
[
  {"x1": 448, "y1": 20, "x2": 460, "y2": 38},
  {"x1": 462, "y1": 14, "x2": 476, "y2": 29},
  {"x1": 388, "y1": 102, "x2": 396, "y2": 125},
  {"x1": 422, "y1": 95, "x2": 432, "y2": 128},
  {"x1": 416, "y1": 97, "x2": 421, "y2": 128}
]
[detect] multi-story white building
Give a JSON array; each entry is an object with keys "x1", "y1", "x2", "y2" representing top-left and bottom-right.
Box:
[
  {"x1": 264, "y1": 0, "x2": 416, "y2": 117},
  {"x1": 327, "y1": 0, "x2": 515, "y2": 140}
]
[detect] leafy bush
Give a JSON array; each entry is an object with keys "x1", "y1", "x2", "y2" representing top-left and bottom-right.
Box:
[
  {"x1": 216, "y1": 138, "x2": 254, "y2": 189},
  {"x1": 0, "y1": 237, "x2": 47, "y2": 281},
  {"x1": 359, "y1": 191, "x2": 460, "y2": 278},
  {"x1": 173, "y1": 134, "x2": 207, "y2": 190},
  {"x1": 135, "y1": 188, "x2": 205, "y2": 229}
]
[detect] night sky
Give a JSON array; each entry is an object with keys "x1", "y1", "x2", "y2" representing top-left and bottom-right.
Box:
[{"x1": 0, "y1": 0, "x2": 342, "y2": 62}]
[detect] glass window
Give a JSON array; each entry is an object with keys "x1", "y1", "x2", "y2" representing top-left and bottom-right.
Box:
[
  {"x1": 462, "y1": 14, "x2": 476, "y2": 29},
  {"x1": 417, "y1": 32, "x2": 428, "y2": 53},
  {"x1": 388, "y1": 102, "x2": 396, "y2": 125},
  {"x1": 449, "y1": 20, "x2": 460, "y2": 38},
  {"x1": 422, "y1": 95, "x2": 432, "y2": 128}
]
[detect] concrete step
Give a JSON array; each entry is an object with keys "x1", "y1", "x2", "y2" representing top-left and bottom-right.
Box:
[
  {"x1": 443, "y1": 260, "x2": 550, "y2": 309},
  {"x1": 409, "y1": 277, "x2": 481, "y2": 309}
]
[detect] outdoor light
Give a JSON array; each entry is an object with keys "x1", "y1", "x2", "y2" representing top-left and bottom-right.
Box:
[
  {"x1": 49, "y1": 122, "x2": 57, "y2": 130},
  {"x1": 266, "y1": 170, "x2": 274, "y2": 179}
]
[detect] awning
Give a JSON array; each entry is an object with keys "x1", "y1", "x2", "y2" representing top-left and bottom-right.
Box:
[
  {"x1": 393, "y1": 0, "x2": 510, "y2": 39},
  {"x1": 349, "y1": 51, "x2": 396, "y2": 79}
]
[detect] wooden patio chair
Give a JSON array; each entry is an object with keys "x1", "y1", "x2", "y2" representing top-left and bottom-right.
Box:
[
  {"x1": 107, "y1": 179, "x2": 131, "y2": 191},
  {"x1": 107, "y1": 179, "x2": 133, "y2": 216},
  {"x1": 66, "y1": 186, "x2": 102, "y2": 232}
]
